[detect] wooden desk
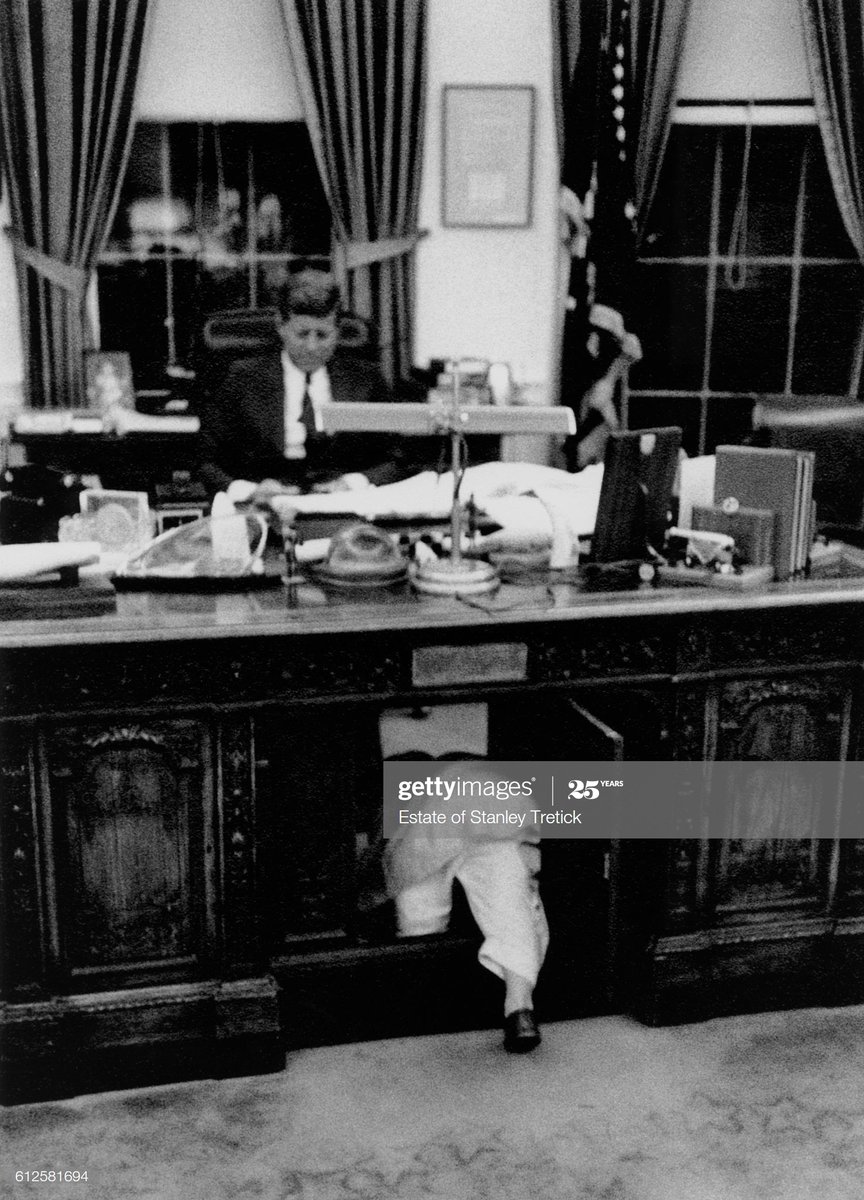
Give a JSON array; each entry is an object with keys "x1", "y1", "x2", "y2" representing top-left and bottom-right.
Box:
[{"x1": 3, "y1": 575, "x2": 864, "y2": 1101}]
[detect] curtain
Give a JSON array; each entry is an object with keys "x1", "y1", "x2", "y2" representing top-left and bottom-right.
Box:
[
  {"x1": 631, "y1": 0, "x2": 692, "y2": 245},
  {"x1": 0, "y1": 0, "x2": 150, "y2": 409},
  {"x1": 798, "y1": 0, "x2": 864, "y2": 259},
  {"x1": 280, "y1": 0, "x2": 427, "y2": 384},
  {"x1": 797, "y1": 0, "x2": 864, "y2": 396},
  {"x1": 550, "y1": 0, "x2": 582, "y2": 166}
]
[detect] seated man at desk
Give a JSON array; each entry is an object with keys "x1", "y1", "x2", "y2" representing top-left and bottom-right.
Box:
[{"x1": 197, "y1": 264, "x2": 414, "y2": 502}]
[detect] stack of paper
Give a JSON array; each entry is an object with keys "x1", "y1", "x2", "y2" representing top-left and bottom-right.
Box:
[
  {"x1": 714, "y1": 446, "x2": 815, "y2": 580},
  {"x1": 0, "y1": 542, "x2": 101, "y2": 582}
]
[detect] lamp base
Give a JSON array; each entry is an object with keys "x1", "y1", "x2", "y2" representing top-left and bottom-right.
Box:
[{"x1": 410, "y1": 557, "x2": 499, "y2": 595}]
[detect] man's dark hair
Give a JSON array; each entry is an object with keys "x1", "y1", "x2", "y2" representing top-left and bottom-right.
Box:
[{"x1": 277, "y1": 264, "x2": 340, "y2": 320}]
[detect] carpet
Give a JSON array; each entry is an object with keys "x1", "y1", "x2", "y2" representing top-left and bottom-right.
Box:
[{"x1": 3, "y1": 1005, "x2": 864, "y2": 1200}]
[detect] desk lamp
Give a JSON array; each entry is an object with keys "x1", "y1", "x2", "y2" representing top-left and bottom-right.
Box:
[{"x1": 319, "y1": 362, "x2": 575, "y2": 594}]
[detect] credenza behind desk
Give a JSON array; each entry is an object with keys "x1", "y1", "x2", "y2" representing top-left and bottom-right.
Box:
[{"x1": 3, "y1": 574, "x2": 864, "y2": 1103}]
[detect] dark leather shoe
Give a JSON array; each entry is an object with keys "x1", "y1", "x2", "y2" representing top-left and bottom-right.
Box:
[{"x1": 503, "y1": 1009, "x2": 541, "y2": 1053}]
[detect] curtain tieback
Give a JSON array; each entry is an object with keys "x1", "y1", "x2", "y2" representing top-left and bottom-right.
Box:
[
  {"x1": 5, "y1": 229, "x2": 89, "y2": 296},
  {"x1": 341, "y1": 231, "x2": 427, "y2": 271}
]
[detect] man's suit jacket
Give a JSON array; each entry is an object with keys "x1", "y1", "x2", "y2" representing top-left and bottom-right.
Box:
[{"x1": 197, "y1": 352, "x2": 415, "y2": 495}]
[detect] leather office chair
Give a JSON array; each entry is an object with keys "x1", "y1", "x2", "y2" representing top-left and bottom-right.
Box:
[
  {"x1": 201, "y1": 307, "x2": 281, "y2": 356},
  {"x1": 200, "y1": 307, "x2": 378, "y2": 358},
  {"x1": 752, "y1": 399, "x2": 864, "y2": 533}
]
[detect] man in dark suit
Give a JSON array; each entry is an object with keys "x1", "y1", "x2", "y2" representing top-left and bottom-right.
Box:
[{"x1": 197, "y1": 266, "x2": 412, "y2": 502}]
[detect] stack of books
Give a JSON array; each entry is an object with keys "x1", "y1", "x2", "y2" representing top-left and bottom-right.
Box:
[{"x1": 712, "y1": 446, "x2": 815, "y2": 581}]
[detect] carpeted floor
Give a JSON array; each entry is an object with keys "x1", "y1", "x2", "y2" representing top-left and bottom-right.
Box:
[{"x1": 4, "y1": 1005, "x2": 864, "y2": 1200}]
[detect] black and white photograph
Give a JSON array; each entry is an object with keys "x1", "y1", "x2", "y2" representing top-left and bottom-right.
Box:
[{"x1": 1, "y1": 1, "x2": 864, "y2": 1198}]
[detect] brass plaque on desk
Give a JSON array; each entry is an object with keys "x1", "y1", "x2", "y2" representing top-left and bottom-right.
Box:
[{"x1": 412, "y1": 642, "x2": 528, "y2": 687}]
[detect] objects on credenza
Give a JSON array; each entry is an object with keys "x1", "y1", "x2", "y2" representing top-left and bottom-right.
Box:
[
  {"x1": 0, "y1": 464, "x2": 83, "y2": 543},
  {"x1": 428, "y1": 360, "x2": 515, "y2": 408},
  {"x1": 12, "y1": 409, "x2": 200, "y2": 436},
  {"x1": 84, "y1": 349, "x2": 135, "y2": 421}
]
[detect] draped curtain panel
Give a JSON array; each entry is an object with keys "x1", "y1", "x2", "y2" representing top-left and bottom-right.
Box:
[
  {"x1": 797, "y1": 0, "x2": 864, "y2": 260},
  {"x1": 631, "y1": 0, "x2": 692, "y2": 245},
  {"x1": 550, "y1": 0, "x2": 582, "y2": 166},
  {"x1": 0, "y1": 0, "x2": 150, "y2": 409},
  {"x1": 797, "y1": 0, "x2": 864, "y2": 396},
  {"x1": 280, "y1": 0, "x2": 427, "y2": 384}
]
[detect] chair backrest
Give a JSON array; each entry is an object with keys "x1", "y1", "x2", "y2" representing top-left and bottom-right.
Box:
[
  {"x1": 335, "y1": 312, "x2": 378, "y2": 360},
  {"x1": 201, "y1": 308, "x2": 378, "y2": 357},
  {"x1": 753, "y1": 400, "x2": 864, "y2": 528},
  {"x1": 202, "y1": 308, "x2": 280, "y2": 355}
]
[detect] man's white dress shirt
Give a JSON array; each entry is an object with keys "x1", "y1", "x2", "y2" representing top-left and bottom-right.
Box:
[{"x1": 282, "y1": 353, "x2": 332, "y2": 459}]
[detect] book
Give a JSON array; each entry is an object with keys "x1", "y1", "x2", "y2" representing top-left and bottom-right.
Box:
[{"x1": 714, "y1": 446, "x2": 813, "y2": 581}]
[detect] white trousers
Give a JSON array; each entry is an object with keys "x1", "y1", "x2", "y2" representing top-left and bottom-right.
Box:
[{"x1": 394, "y1": 840, "x2": 549, "y2": 987}]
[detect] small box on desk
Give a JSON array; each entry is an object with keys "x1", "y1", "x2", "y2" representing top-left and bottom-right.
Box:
[{"x1": 691, "y1": 504, "x2": 775, "y2": 566}]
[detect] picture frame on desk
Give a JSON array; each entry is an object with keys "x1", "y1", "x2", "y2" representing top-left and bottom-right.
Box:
[
  {"x1": 84, "y1": 350, "x2": 135, "y2": 416},
  {"x1": 441, "y1": 85, "x2": 535, "y2": 228}
]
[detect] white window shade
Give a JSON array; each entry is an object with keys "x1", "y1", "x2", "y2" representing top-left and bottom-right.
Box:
[
  {"x1": 676, "y1": 0, "x2": 812, "y2": 104},
  {"x1": 135, "y1": 0, "x2": 303, "y2": 123},
  {"x1": 675, "y1": 102, "x2": 815, "y2": 126}
]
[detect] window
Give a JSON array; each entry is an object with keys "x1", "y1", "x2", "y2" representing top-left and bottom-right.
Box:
[
  {"x1": 97, "y1": 123, "x2": 331, "y2": 389},
  {"x1": 628, "y1": 125, "x2": 864, "y2": 455}
]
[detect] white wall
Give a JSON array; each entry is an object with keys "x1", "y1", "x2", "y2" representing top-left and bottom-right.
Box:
[{"x1": 415, "y1": 0, "x2": 558, "y2": 385}]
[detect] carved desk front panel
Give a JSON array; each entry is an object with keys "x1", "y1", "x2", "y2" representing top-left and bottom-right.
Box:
[{"x1": 3, "y1": 581, "x2": 864, "y2": 1098}]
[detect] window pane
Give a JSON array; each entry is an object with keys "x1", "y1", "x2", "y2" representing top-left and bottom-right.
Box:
[
  {"x1": 803, "y1": 133, "x2": 858, "y2": 259},
  {"x1": 704, "y1": 396, "x2": 757, "y2": 453},
  {"x1": 793, "y1": 265, "x2": 864, "y2": 395},
  {"x1": 640, "y1": 127, "x2": 714, "y2": 258},
  {"x1": 106, "y1": 125, "x2": 166, "y2": 253},
  {"x1": 255, "y1": 261, "x2": 294, "y2": 309},
  {"x1": 175, "y1": 124, "x2": 249, "y2": 255},
  {"x1": 710, "y1": 265, "x2": 791, "y2": 392},
  {"x1": 100, "y1": 121, "x2": 331, "y2": 377},
  {"x1": 98, "y1": 261, "x2": 170, "y2": 387},
  {"x1": 717, "y1": 128, "x2": 803, "y2": 259},
  {"x1": 629, "y1": 264, "x2": 708, "y2": 390},
  {"x1": 196, "y1": 260, "x2": 251, "y2": 314},
  {"x1": 248, "y1": 125, "x2": 330, "y2": 254},
  {"x1": 627, "y1": 394, "x2": 701, "y2": 457}
]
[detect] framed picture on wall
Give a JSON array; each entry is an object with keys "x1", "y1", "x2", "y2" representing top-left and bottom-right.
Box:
[{"x1": 441, "y1": 85, "x2": 535, "y2": 229}]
